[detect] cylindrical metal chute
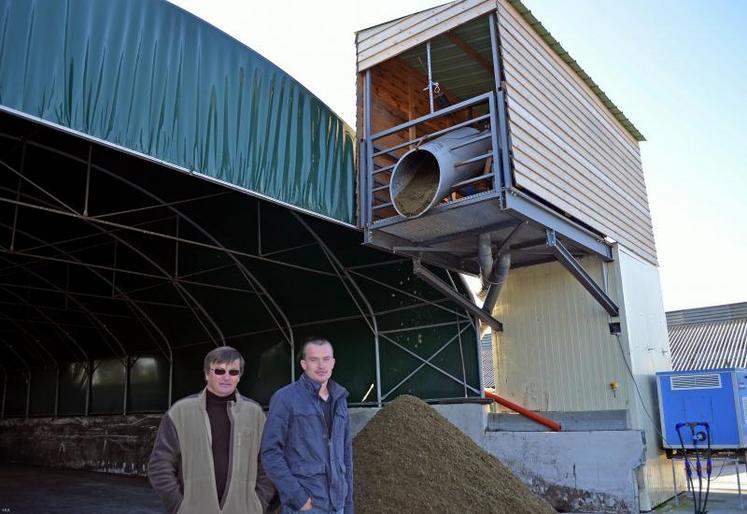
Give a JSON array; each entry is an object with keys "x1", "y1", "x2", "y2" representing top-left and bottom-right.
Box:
[
  {"x1": 477, "y1": 233, "x2": 493, "y2": 292},
  {"x1": 483, "y1": 252, "x2": 511, "y2": 315},
  {"x1": 390, "y1": 127, "x2": 491, "y2": 218}
]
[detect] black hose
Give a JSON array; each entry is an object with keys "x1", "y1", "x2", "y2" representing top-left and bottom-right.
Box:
[
  {"x1": 676, "y1": 424, "x2": 698, "y2": 514},
  {"x1": 701, "y1": 425, "x2": 712, "y2": 514},
  {"x1": 692, "y1": 429, "x2": 703, "y2": 513}
]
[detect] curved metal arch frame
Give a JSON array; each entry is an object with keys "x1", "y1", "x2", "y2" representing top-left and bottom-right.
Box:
[
  {"x1": 89, "y1": 158, "x2": 296, "y2": 354},
  {"x1": 0, "y1": 127, "x2": 485, "y2": 409},
  {"x1": 0, "y1": 221, "x2": 162, "y2": 363},
  {"x1": 10, "y1": 138, "x2": 296, "y2": 356},
  {"x1": 0, "y1": 308, "x2": 61, "y2": 416},
  {"x1": 0, "y1": 333, "x2": 32, "y2": 417},
  {"x1": 0, "y1": 220, "x2": 179, "y2": 407},
  {"x1": 291, "y1": 212, "x2": 383, "y2": 406},
  {"x1": 347, "y1": 261, "x2": 482, "y2": 401},
  {"x1": 0, "y1": 139, "x2": 224, "y2": 349},
  {"x1": 0, "y1": 284, "x2": 89, "y2": 362},
  {"x1": 0, "y1": 133, "x2": 297, "y2": 407}
]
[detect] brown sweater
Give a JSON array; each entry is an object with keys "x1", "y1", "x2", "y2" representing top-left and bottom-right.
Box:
[{"x1": 206, "y1": 390, "x2": 234, "y2": 502}]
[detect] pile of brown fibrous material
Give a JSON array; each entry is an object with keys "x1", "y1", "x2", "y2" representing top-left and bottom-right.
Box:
[{"x1": 353, "y1": 395, "x2": 556, "y2": 514}]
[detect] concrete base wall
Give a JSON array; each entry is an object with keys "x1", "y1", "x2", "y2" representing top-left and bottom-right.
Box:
[
  {"x1": 484, "y1": 430, "x2": 645, "y2": 513},
  {"x1": 0, "y1": 415, "x2": 160, "y2": 476}
]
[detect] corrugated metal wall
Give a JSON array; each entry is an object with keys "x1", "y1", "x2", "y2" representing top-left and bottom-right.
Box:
[
  {"x1": 491, "y1": 246, "x2": 675, "y2": 510},
  {"x1": 498, "y1": 0, "x2": 658, "y2": 265},
  {"x1": 492, "y1": 255, "x2": 627, "y2": 411}
]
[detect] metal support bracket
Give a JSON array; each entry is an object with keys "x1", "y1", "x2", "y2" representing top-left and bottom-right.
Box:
[
  {"x1": 546, "y1": 230, "x2": 619, "y2": 317},
  {"x1": 412, "y1": 259, "x2": 503, "y2": 332}
]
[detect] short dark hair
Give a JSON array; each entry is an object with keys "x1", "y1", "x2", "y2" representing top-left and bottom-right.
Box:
[
  {"x1": 300, "y1": 337, "x2": 333, "y2": 360},
  {"x1": 204, "y1": 346, "x2": 245, "y2": 375}
]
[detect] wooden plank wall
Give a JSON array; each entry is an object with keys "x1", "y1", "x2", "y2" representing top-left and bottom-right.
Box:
[
  {"x1": 356, "y1": 0, "x2": 495, "y2": 72},
  {"x1": 497, "y1": 0, "x2": 658, "y2": 264},
  {"x1": 358, "y1": 57, "x2": 469, "y2": 220}
]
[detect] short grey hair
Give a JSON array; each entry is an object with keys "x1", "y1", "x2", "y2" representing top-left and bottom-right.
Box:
[
  {"x1": 301, "y1": 337, "x2": 333, "y2": 360},
  {"x1": 204, "y1": 346, "x2": 245, "y2": 375}
]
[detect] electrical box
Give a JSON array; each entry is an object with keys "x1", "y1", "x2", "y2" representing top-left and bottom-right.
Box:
[{"x1": 656, "y1": 368, "x2": 747, "y2": 449}]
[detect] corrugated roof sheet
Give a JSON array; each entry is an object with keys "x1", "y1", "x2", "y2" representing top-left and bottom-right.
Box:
[
  {"x1": 667, "y1": 302, "x2": 747, "y2": 371},
  {"x1": 481, "y1": 331, "x2": 495, "y2": 388},
  {"x1": 667, "y1": 302, "x2": 747, "y2": 326}
]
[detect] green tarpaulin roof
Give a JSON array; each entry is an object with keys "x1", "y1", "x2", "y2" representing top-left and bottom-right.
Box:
[{"x1": 0, "y1": 0, "x2": 356, "y2": 224}]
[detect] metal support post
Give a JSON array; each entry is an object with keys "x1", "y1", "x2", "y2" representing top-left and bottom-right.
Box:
[
  {"x1": 168, "y1": 358, "x2": 174, "y2": 407},
  {"x1": 412, "y1": 259, "x2": 503, "y2": 331},
  {"x1": 85, "y1": 360, "x2": 92, "y2": 416},
  {"x1": 737, "y1": 454, "x2": 743, "y2": 509},
  {"x1": 545, "y1": 230, "x2": 619, "y2": 317},
  {"x1": 426, "y1": 41, "x2": 434, "y2": 113},
  {"x1": 364, "y1": 69, "x2": 373, "y2": 229},
  {"x1": 54, "y1": 366, "x2": 60, "y2": 417},
  {"x1": 123, "y1": 356, "x2": 130, "y2": 416},
  {"x1": 290, "y1": 338, "x2": 296, "y2": 383},
  {"x1": 455, "y1": 315, "x2": 467, "y2": 397},
  {"x1": 25, "y1": 369, "x2": 31, "y2": 418},
  {"x1": 488, "y1": 13, "x2": 502, "y2": 94},
  {"x1": 670, "y1": 456, "x2": 679, "y2": 506}
]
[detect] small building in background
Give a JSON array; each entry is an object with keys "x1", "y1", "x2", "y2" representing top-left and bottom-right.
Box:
[
  {"x1": 667, "y1": 302, "x2": 747, "y2": 371},
  {"x1": 481, "y1": 329, "x2": 495, "y2": 390}
]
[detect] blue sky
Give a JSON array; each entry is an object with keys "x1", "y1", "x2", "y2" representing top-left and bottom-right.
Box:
[
  {"x1": 171, "y1": 0, "x2": 746, "y2": 311},
  {"x1": 521, "y1": 0, "x2": 747, "y2": 311}
]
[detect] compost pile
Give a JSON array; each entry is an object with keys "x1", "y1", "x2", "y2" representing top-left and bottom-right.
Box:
[{"x1": 353, "y1": 395, "x2": 556, "y2": 514}]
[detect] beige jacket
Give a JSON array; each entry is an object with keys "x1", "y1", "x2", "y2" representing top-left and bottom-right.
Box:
[{"x1": 148, "y1": 389, "x2": 274, "y2": 514}]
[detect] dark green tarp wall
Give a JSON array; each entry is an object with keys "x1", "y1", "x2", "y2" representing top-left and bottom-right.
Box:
[{"x1": 0, "y1": 0, "x2": 355, "y2": 224}]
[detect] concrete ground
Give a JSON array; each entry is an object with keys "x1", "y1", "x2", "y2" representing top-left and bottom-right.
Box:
[
  {"x1": 0, "y1": 463, "x2": 162, "y2": 514},
  {"x1": 654, "y1": 465, "x2": 747, "y2": 514},
  {"x1": 2, "y1": 461, "x2": 747, "y2": 514}
]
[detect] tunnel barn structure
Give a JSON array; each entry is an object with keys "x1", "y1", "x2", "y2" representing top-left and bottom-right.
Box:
[
  {"x1": 1, "y1": 0, "x2": 676, "y2": 512},
  {"x1": 0, "y1": 0, "x2": 483, "y2": 448}
]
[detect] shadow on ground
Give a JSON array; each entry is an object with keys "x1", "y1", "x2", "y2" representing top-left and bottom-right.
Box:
[
  {"x1": 655, "y1": 466, "x2": 747, "y2": 514},
  {"x1": 0, "y1": 463, "x2": 161, "y2": 514}
]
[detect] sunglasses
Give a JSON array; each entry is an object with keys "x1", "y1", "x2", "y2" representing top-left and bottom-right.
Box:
[{"x1": 211, "y1": 368, "x2": 240, "y2": 376}]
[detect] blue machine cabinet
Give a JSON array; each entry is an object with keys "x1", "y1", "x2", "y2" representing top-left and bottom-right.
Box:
[{"x1": 657, "y1": 368, "x2": 747, "y2": 449}]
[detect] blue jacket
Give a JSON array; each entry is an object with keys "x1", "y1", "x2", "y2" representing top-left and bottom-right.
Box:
[{"x1": 260, "y1": 374, "x2": 353, "y2": 514}]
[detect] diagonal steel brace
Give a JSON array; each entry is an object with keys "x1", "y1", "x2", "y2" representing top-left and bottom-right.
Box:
[
  {"x1": 412, "y1": 259, "x2": 503, "y2": 331},
  {"x1": 546, "y1": 229, "x2": 619, "y2": 317}
]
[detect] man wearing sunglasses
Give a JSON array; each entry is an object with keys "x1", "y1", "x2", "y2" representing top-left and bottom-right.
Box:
[
  {"x1": 148, "y1": 346, "x2": 275, "y2": 514},
  {"x1": 261, "y1": 337, "x2": 353, "y2": 514}
]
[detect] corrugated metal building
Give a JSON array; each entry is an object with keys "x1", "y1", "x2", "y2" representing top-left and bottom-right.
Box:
[
  {"x1": 667, "y1": 302, "x2": 747, "y2": 371},
  {"x1": 481, "y1": 330, "x2": 495, "y2": 389}
]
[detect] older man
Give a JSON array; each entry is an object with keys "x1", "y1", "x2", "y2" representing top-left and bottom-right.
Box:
[
  {"x1": 261, "y1": 337, "x2": 353, "y2": 514},
  {"x1": 148, "y1": 346, "x2": 275, "y2": 514}
]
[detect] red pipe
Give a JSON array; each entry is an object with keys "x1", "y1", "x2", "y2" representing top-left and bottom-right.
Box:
[{"x1": 485, "y1": 390, "x2": 562, "y2": 432}]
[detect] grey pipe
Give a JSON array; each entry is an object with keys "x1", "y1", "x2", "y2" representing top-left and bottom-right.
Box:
[
  {"x1": 483, "y1": 253, "x2": 511, "y2": 315},
  {"x1": 477, "y1": 233, "x2": 493, "y2": 292}
]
